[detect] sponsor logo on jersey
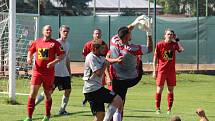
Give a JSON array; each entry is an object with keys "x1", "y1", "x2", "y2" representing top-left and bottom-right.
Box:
[
  {"x1": 163, "y1": 50, "x2": 173, "y2": 60},
  {"x1": 38, "y1": 48, "x2": 49, "y2": 60}
]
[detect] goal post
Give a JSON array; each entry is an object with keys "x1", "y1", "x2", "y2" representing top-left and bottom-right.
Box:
[
  {"x1": 8, "y1": 0, "x2": 16, "y2": 102},
  {"x1": 0, "y1": 0, "x2": 40, "y2": 102}
]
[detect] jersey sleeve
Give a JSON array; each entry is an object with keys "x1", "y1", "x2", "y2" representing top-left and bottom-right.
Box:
[
  {"x1": 154, "y1": 44, "x2": 160, "y2": 58},
  {"x1": 82, "y1": 41, "x2": 91, "y2": 57},
  {"x1": 127, "y1": 44, "x2": 148, "y2": 55},
  {"x1": 55, "y1": 41, "x2": 65, "y2": 56},
  {"x1": 28, "y1": 40, "x2": 36, "y2": 53},
  {"x1": 88, "y1": 56, "x2": 104, "y2": 72}
]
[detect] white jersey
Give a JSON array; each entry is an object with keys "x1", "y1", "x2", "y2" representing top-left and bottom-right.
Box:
[
  {"x1": 82, "y1": 52, "x2": 105, "y2": 93},
  {"x1": 55, "y1": 38, "x2": 71, "y2": 77}
]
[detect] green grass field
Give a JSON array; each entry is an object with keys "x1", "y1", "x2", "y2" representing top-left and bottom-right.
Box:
[{"x1": 0, "y1": 73, "x2": 215, "y2": 121}]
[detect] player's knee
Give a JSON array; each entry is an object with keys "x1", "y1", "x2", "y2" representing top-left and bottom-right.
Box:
[
  {"x1": 44, "y1": 90, "x2": 52, "y2": 100},
  {"x1": 112, "y1": 95, "x2": 123, "y2": 110}
]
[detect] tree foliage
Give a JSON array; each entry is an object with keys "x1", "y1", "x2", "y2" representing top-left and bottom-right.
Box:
[
  {"x1": 16, "y1": 0, "x2": 92, "y2": 16},
  {"x1": 157, "y1": 0, "x2": 215, "y2": 16},
  {"x1": 13, "y1": 0, "x2": 215, "y2": 16}
]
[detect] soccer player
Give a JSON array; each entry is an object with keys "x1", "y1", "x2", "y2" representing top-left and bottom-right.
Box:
[
  {"x1": 82, "y1": 28, "x2": 110, "y2": 106},
  {"x1": 107, "y1": 15, "x2": 153, "y2": 119},
  {"x1": 82, "y1": 28, "x2": 108, "y2": 57},
  {"x1": 83, "y1": 41, "x2": 123, "y2": 121},
  {"x1": 24, "y1": 25, "x2": 65, "y2": 121},
  {"x1": 152, "y1": 28, "x2": 184, "y2": 114},
  {"x1": 35, "y1": 25, "x2": 72, "y2": 115}
]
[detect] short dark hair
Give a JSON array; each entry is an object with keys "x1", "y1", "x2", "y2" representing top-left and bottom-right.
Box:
[
  {"x1": 118, "y1": 26, "x2": 130, "y2": 40},
  {"x1": 93, "y1": 28, "x2": 102, "y2": 33}
]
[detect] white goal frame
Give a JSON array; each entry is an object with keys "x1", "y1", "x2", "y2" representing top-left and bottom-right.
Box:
[{"x1": 7, "y1": 0, "x2": 40, "y2": 102}]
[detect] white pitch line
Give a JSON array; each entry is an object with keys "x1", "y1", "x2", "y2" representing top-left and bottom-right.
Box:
[{"x1": 0, "y1": 92, "x2": 29, "y2": 96}]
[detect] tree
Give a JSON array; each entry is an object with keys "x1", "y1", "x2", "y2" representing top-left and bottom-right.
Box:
[
  {"x1": 16, "y1": 0, "x2": 92, "y2": 16},
  {"x1": 157, "y1": 0, "x2": 215, "y2": 16},
  {"x1": 42, "y1": 0, "x2": 92, "y2": 16}
]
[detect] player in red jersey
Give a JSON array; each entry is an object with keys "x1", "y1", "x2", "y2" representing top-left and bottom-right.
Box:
[
  {"x1": 24, "y1": 25, "x2": 65, "y2": 121},
  {"x1": 82, "y1": 28, "x2": 108, "y2": 57},
  {"x1": 152, "y1": 28, "x2": 184, "y2": 115}
]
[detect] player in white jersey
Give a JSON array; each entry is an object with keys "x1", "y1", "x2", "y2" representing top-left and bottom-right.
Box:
[
  {"x1": 83, "y1": 41, "x2": 123, "y2": 121},
  {"x1": 35, "y1": 25, "x2": 72, "y2": 115}
]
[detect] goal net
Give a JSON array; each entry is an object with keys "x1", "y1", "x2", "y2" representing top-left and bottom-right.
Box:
[{"x1": 0, "y1": 1, "x2": 38, "y2": 95}]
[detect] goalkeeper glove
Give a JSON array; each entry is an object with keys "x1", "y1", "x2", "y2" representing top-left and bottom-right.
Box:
[{"x1": 131, "y1": 15, "x2": 149, "y2": 27}]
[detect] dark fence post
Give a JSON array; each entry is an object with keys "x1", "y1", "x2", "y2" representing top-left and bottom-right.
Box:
[
  {"x1": 58, "y1": 12, "x2": 61, "y2": 38},
  {"x1": 196, "y1": 0, "x2": 199, "y2": 71},
  {"x1": 153, "y1": 0, "x2": 156, "y2": 49},
  {"x1": 108, "y1": 15, "x2": 111, "y2": 48}
]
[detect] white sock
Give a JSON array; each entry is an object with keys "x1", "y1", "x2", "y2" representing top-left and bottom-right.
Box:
[
  {"x1": 113, "y1": 109, "x2": 121, "y2": 121},
  {"x1": 103, "y1": 104, "x2": 117, "y2": 121},
  {"x1": 35, "y1": 92, "x2": 44, "y2": 106},
  {"x1": 60, "y1": 95, "x2": 69, "y2": 112}
]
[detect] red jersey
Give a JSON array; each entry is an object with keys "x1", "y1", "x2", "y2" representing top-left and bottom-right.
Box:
[
  {"x1": 82, "y1": 40, "x2": 108, "y2": 57},
  {"x1": 28, "y1": 38, "x2": 65, "y2": 76},
  {"x1": 154, "y1": 40, "x2": 179, "y2": 74}
]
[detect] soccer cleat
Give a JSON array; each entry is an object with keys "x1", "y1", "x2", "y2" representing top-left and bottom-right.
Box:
[
  {"x1": 59, "y1": 110, "x2": 69, "y2": 115},
  {"x1": 167, "y1": 110, "x2": 171, "y2": 115},
  {"x1": 155, "y1": 109, "x2": 161, "y2": 114},
  {"x1": 23, "y1": 117, "x2": 32, "y2": 121},
  {"x1": 42, "y1": 116, "x2": 50, "y2": 121}
]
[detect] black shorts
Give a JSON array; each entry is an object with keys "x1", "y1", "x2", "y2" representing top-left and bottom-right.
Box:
[
  {"x1": 112, "y1": 76, "x2": 141, "y2": 100},
  {"x1": 84, "y1": 87, "x2": 116, "y2": 115},
  {"x1": 54, "y1": 76, "x2": 71, "y2": 91}
]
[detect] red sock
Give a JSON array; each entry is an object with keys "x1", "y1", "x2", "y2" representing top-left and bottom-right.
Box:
[
  {"x1": 45, "y1": 99, "x2": 52, "y2": 117},
  {"x1": 27, "y1": 96, "x2": 35, "y2": 118},
  {"x1": 155, "y1": 93, "x2": 161, "y2": 110},
  {"x1": 167, "y1": 93, "x2": 174, "y2": 110}
]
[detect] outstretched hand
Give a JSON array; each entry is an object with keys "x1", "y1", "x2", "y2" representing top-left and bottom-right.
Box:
[
  {"x1": 137, "y1": 16, "x2": 152, "y2": 36},
  {"x1": 131, "y1": 15, "x2": 150, "y2": 27}
]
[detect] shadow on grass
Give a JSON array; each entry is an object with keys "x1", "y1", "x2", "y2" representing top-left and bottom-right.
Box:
[
  {"x1": 51, "y1": 110, "x2": 91, "y2": 118},
  {"x1": 16, "y1": 111, "x2": 92, "y2": 121},
  {"x1": 124, "y1": 115, "x2": 167, "y2": 119},
  {"x1": 3, "y1": 99, "x2": 22, "y2": 105},
  {"x1": 125, "y1": 108, "x2": 155, "y2": 113}
]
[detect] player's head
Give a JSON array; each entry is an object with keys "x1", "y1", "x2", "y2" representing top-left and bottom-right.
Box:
[
  {"x1": 93, "y1": 28, "x2": 102, "y2": 41},
  {"x1": 118, "y1": 26, "x2": 131, "y2": 44},
  {"x1": 164, "y1": 28, "x2": 174, "y2": 42},
  {"x1": 91, "y1": 40, "x2": 102, "y2": 56},
  {"x1": 170, "y1": 116, "x2": 181, "y2": 121},
  {"x1": 60, "y1": 25, "x2": 70, "y2": 40},
  {"x1": 42, "y1": 25, "x2": 52, "y2": 39}
]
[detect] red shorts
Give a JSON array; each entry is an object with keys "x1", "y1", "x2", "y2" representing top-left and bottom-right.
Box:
[
  {"x1": 156, "y1": 72, "x2": 176, "y2": 86},
  {"x1": 31, "y1": 74, "x2": 54, "y2": 91}
]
